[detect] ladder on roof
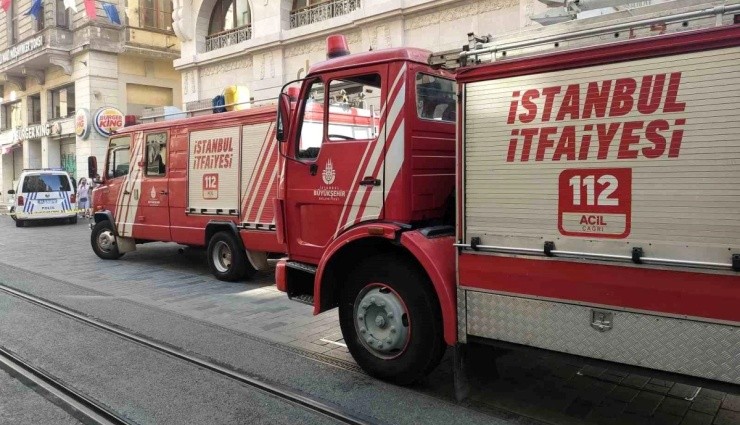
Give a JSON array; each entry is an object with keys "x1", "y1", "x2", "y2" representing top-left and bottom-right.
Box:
[{"x1": 429, "y1": 1, "x2": 740, "y2": 69}]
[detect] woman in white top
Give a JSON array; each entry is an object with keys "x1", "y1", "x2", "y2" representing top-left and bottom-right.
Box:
[{"x1": 77, "y1": 178, "x2": 90, "y2": 218}]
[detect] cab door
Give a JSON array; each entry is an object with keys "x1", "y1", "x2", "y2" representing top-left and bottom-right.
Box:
[
  {"x1": 284, "y1": 66, "x2": 390, "y2": 264},
  {"x1": 134, "y1": 131, "x2": 171, "y2": 241}
]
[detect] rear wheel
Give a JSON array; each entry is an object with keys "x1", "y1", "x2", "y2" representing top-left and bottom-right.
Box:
[
  {"x1": 68, "y1": 216, "x2": 78, "y2": 225},
  {"x1": 338, "y1": 253, "x2": 445, "y2": 385},
  {"x1": 91, "y1": 221, "x2": 124, "y2": 259},
  {"x1": 15, "y1": 219, "x2": 25, "y2": 228},
  {"x1": 207, "y1": 231, "x2": 255, "y2": 281}
]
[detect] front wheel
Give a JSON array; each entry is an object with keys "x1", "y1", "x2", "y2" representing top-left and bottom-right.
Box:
[
  {"x1": 339, "y1": 253, "x2": 445, "y2": 385},
  {"x1": 91, "y1": 221, "x2": 124, "y2": 259},
  {"x1": 207, "y1": 231, "x2": 256, "y2": 281}
]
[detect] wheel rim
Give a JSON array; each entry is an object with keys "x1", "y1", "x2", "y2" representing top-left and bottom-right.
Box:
[
  {"x1": 212, "y1": 241, "x2": 232, "y2": 273},
  {"x1": 354, "y1": 284, "x2": 410, "y2": 359},
  {"x1": 97, "y1": 229, "x2": 115, "y2": 253}
]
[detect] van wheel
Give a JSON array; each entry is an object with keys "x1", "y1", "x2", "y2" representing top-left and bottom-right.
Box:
[
  {"x1": 338, "y1": 254, "x2": 445, "y2": 385},
  {"x1": 91, "y1": 221, "x2": 123, "y2": 259},
  {"x1": 68, "y1": 216, "x2": 78, "y2": 225},
  {"x1": 207, "y1": 231, "x2": 254, "y2": 281},
  {"x1": 15, "y1": 219, "x2": 25, "y2": 228}
]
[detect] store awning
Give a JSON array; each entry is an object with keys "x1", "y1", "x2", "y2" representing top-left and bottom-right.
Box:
[{"x1": 0, "y1": 140, "x2": 21, "y2": 155}]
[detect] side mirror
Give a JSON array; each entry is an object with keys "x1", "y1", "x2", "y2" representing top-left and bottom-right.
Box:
[
  {"x1": 276, "y1": 92, "x2": 291, "y2": 143},
  {"x1": 7, "y1": 189, "x2": 15, "y2": 195},
  {"x1": 87, "y1": 156, "x2": 97, "y2": 179}
]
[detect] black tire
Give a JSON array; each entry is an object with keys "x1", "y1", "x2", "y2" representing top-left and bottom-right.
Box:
[
  {"x1": 15, "y1": 219, "x2": 25, "y2": 228},
  {"x1": 91, "y1": 221, "x2": 124, "y2": 260},
  {"x1": 68, "y1": 216, "x2": 78, "y2": 225},
  {"x1": 338, "y1": 253, "x2": 445, "y2": 385},
  {"x1": 207, "y1": 231, "x2": 255, "y2": 281}
]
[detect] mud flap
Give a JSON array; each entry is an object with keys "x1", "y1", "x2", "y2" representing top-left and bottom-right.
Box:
[
  {"x1": 246, "y1": 250, "x2": 269, "y2": 271},
  {"x1": 116, "y1": 236, "x2": 137, "y2": 253},
  {"x1": 453, "y1": 343, "x2": 469, "y2": 402}
]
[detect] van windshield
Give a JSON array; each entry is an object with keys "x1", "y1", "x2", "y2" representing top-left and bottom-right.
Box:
[{"x1": 22, "y1": 175, "x2": 71, "y2": 192}]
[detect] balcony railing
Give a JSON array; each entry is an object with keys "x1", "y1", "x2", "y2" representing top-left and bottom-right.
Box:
[
  {"x1": 290, "y1": 0, "x2": 361, "y2": 29},
  {"x1": 205, "y1": 25, "x2": 252, "y2": 52}
]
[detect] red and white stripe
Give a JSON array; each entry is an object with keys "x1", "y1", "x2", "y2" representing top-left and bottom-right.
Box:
[
  {"x1": 241, "y1": 122, "x2": 278, "y2": 226},
  {"x1": 334, "y1": 64, "x2": 408, "y2": 236},
  {"x1": 115, "y1": 132, "x2": 145, "y2": 237}
]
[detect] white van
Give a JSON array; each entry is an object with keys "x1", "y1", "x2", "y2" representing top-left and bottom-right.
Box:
[{"x1": 9, "y1": 169, "x2": 77, "y2": 227}]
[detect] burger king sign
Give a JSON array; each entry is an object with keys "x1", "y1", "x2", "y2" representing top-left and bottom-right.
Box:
[{"x1": 94, "y1": 107, "x2": 125, "y2": 137}]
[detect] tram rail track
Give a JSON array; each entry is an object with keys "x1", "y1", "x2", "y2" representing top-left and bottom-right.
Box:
[
  {"x1": 0, "y1": 345, "x2": 131, "y2": 425},
  {"x1": 0, "y1": 283, "x2": 373, "y2": 425}
]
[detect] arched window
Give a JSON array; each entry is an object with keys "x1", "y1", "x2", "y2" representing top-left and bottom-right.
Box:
[
  {"x1": 209, "y1": 0, "x2": 251, "y2": 34},
  {"x1": 206, "y1": 0, "x2": 252, "y2": 51}
]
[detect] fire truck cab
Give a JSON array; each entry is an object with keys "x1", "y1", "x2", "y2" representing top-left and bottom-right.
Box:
[{"x1": 275, "y1": 36, "x2": 458, "y2": 383}]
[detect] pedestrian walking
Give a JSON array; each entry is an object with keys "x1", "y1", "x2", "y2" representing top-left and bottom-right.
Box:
[{"x1": 77, "y1": 178, "x2": 91, "y2": 218}]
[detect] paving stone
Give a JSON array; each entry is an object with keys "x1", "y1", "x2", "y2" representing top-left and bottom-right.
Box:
[
  {"x1": 670, "y1": 383, "x2": 701, "y2": 400},
  {"x1": 622, "y1": 374, "x2": 651, "y2": 389},
  {"x1": 564, "y1": 397, "x2": 595, "y2": 419},
  {"x1": 581, "y1": 365, "x2": 606, "y2": 378},
  {"x1": 625, "y1": 392, "x2": 664, "y2": 416},
  {"x1": 713, "y1": 408, "x2": 740, "y2": 425},
  {"x1": 650, "y1": 411, "x2": 683, "y2": 425},
  {"x1": 721, "y1": 394, "x2": 740, "y2": 412},
  {"x1": 644, "y1": 382, "x2": 673, "y2": 395},
  {"x1": 260, "y1": 321, "x2": 288, "y2": 331},
  {"x1": 698, "y1": 389, "x2": 724, "y2": 400},
  {"x1": 689, "y1": 396, "x2": 721, "y2": 415},
  {"x1": 658, "y1": 397, "x2": 691, "y2": 417},
  {"x1": 649, "y1": 378, "x2": 674, "y2": 388},
  {"x1": 601, "y1": 371, "x2": 627, "y2": 384},
  {"x1": 587, "y1": 400, "x2": 627, "y2": 424},
  {"x1": 609, "y1": 386, "x2": 640, "y2": 403},
  {"x1": 679, "y1": 410, "x2": 713, "y2": 425}
]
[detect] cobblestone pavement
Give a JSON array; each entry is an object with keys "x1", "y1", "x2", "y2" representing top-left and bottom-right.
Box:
[{"x1": 0, "y1": 216, "x2": 736, "y2": 425}]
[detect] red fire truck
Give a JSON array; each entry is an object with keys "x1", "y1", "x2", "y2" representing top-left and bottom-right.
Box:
[
  {"x1": 88, "y1": 107, "x2": 284, "y2": 280},
  {"x1": 87, "y1": 98, "x2": 380, "y2": 280},
  {"x1": 273, "y1": 2, "x2": 740, "y2": 390}
]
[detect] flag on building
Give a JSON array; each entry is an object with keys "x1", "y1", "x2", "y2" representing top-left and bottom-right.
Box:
[
  {"x1": 63, "y1": 0, "x2": 78, "y2": 13},
  {"x1": 84, "y1": 0, "x2": 96, "y2": 18},
  {"x1": 102, "y1": 3, "x2": 120, "y2": 24},
  {"x1": 1, "y1": 0, "x2": 10, "y2": 13},
  {"x1": 25, "y1": 0, "x2": 42, "y2": 19}
]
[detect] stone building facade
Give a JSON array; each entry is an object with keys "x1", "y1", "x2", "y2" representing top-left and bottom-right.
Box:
[
  {"x1": 0, "y1": 0, "x2": 182, "y2": 195},
  {"x1": 172, "y1": 0, "x2": 549, "y2": 110}
]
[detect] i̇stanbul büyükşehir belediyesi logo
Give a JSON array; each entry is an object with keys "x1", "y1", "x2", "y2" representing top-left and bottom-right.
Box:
[{"x1": 322, "y1": 159, "x2": 336, "y2": 185}]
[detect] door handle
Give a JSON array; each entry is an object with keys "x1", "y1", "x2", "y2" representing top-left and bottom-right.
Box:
[
  {"x1": 123, "y1": 190, "x2": 131, "y2": 195},
  {"x1": 359, "y1": 177, "x2": 381, "y2": 186},
  {"x1": 159, "y1": 190, "x2": 169, "y2": 195}
]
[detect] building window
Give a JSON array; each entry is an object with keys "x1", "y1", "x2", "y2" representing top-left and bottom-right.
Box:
[
  {"x1": 2, "y1": 101, "x2": 22, "y2": 131},
  {"x1": 290, "y1": 0, "x2": 361, "y2": 29},
  {"x1": 35, "y1": 3, "x2": 45, "y2": 31},
  {"x1": 56, "y1": 0, "x2": 70, "y2": 28},
  {"x1": 8, "y1": 4, "x2": 18, "y2": 44},
  {"x1": 28, "y1": 94, "x2": 42, "y2": 124},
  {"x1": 50, "y1": 85, "x2": 76, "y2": 119},
  {"x1": 205, "y1": 0, "x2": 252, "y2": 51},
  {"x1": 140, "y1": 0, "x2": 173, "y2": 31}
]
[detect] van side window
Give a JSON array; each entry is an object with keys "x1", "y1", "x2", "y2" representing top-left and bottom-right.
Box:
[
  {"x1": 145, "y1": 132, "x2": 167, "y2": 176},
  {"x1": 107, "y1": 136, "x2": 131, "y2": 179},
  {"x1": 416, "y1": 73, "x2": 456, "y2": 122}
]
